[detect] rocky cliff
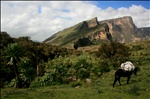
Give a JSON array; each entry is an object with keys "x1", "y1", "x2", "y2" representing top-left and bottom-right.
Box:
[
  {"x1": 100, "y1": 16, "x2": 150, "y2": 43},
  {"x1": 78, "y1": 17, "x2": 99, "y2": 29}
]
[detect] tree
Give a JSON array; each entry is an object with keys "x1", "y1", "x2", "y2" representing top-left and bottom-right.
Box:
[
  {"x1": 4, "y1": 43, "x2": 23, "y2": 87},
  {"x1": 0, "y1": 32, "x2": 14, "y2": 48},
  {"x1": 73, "y1": 43, "x2": 78, "y2": 50},
  {"x1": 73, "y1": 37, "x2": 92, "y2": 50}
]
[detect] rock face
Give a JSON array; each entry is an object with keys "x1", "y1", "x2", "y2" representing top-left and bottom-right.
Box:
[
  {"x1": 100, "y1": 16, "x2": 136, "y2": 43},
  {"x1": 79, "y1": 17, "x2": 99, "y2": 29},
  {"x1": 79, "y1": 18, "x2": 112, "y2": 42},
  {"x1": 99, "y1": 16, "x2": 150, "y2": 43},
  {"x1": 88, "y1": 23, "x2": 112, "y2": 41},
  {"x1": 86, "y1": 17, "x2": 99, "y2": 28},
  {"x1": 137, "y1": 27, "x2": 150, "y2": 40}
]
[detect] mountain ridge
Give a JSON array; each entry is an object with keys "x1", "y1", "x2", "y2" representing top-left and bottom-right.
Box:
[{"x1": 44, "y1": 16, "x2": 150, "y2": 47}]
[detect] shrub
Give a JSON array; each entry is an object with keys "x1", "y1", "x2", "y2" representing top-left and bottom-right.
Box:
[
  {"x1": 73, "y1": 37, "x2": 92, "y2": 49},
  {"x1": 99, "y1": 60, "x2": 110, "y2": 73},
  {"x1": 96, "y1": 41, "x2": 130, "y2": 69},
  {"x1": 73, "y1": 55, "x2": 92, "y2": 80},
  {"x1": 40, "y1": 72, "x2": 53, "y2": 86}
]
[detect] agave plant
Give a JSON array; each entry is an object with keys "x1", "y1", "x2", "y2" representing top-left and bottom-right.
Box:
[
  {"x1": 19, "y1": 60, "x2": 36, "y2": 87},
  {"x1": 4, "y1": 43, "x2": 23, "y2": 87}
]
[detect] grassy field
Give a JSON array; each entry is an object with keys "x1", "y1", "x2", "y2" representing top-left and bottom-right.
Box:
[
  {"x1": 1, "y1": 63, "x2": 150, "y2": 99},
  {"x1": 1, "y1": 41, "x2": 150, "y2": 99}
]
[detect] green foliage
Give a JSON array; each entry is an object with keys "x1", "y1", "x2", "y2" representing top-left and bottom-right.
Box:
[
  {"x1": 40, "y1": 73, "x2": 53, "y2": 86},
  {"x1": 0, "y1": 58, "x2": 15, "y2": 88},
  {"x1": 19, "y1": 61, "x2": 36, "y2": 83},
  {"x1": 1, "y1": 31, "x2": 150, "y2": 92},
  {"x1": 3, "y1": 43, "x2": 24, "y2": 88},
  {"x1": 1, "y1": 63, "x2": 150, "y2": 99},
  {"x1": 4, "y1": 43, "x2": 23, "y2": 65},
  {"x1": 74, "y1": 37, "x2": 92, "y2": 49},
  {"x1": 6, "y1": 79, "x2": 17, "y2": 88},
  {"x1": 41, "y1": 56, "x2": 72, "y2": 86},
  {"x1": 41, "y1": 54, "x2": 98, "y2": 86},
  {"x1": 0, "y1": 32, "x2": 14, "y2": 48},
  {"x1": 1, "y1": 32, "x2": 150, "y2": 98},
  {"x1": 99, "y1": 60, "x2": 110, "y2": 73},
  {"x1": 97, "y1": 41, "x2": 130, "y2": 69},
  {"x1": 73, "y1": 55, "x2": 92, "y2": 79}
]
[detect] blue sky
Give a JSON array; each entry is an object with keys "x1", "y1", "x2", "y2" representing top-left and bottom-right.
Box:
[{"x1": 91, "y1": 1, "x2": 150, "y2": 9}]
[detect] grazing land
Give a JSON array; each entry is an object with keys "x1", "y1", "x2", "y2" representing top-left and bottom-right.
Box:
[{"x1": 1, "y1": 41, "x2": 150, "y2": 99}]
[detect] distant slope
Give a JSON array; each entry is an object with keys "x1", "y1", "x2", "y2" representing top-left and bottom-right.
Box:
[{"x1": 44, "y1": 16, "x2": 150, "y2": 47}]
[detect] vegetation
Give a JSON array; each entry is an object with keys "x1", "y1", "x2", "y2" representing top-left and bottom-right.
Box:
[
  {"x1": 73, "y1": 37, "x2": 92, "y2": 49},
  {"x1": 96, "y1": 42, "x2": 130, "y2": 69},
  {"x1": 1, "y1": 32, "x2": 150, "y2": 99}
]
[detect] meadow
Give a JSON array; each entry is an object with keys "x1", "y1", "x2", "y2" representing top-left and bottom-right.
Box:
[{"x1": 1, "y1": 41, "x2": 150, "y2": 99}]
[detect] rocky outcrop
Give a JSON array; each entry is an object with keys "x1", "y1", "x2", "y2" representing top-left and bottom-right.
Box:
[
  {"x1": 100, "y1": 16, "x2": 137, "y2": 43},
  {"x1": 86, "y1": 17, "x2": 99, "y2": 28},
  {"x1": 89, "y1": 31, "x2": 107, "y2": 40},
  {"x1": 88, "y1": 31, "x2": 112, "y2": 41},
  {"x1": 79, "y1": 17, "x2": 99, "y2": 29}
]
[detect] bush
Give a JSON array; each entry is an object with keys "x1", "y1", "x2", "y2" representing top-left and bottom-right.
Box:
[
  {"x1": 96, "y1": 41, "x2": 130, "y2": 69},
  {"x1": 40, "y1": 73, "x2": 53, "y2": 86},
  {"x1": 73, "y1": 37, "x2": 92, "y2": 49},
  {"x1": 73, "y1": 55, "x2": 92, "y2": 80},
  {"x1": 99, "y1": 60, "x2": 110, "y2": 73}
]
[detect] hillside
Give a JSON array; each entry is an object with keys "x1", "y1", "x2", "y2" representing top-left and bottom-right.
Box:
[
  {"x1": 43, "y1": 16, "x2": 150, "y2": 47},
  {"x1": 43, "y1": 17, "x2": 112, "y2": 47}
]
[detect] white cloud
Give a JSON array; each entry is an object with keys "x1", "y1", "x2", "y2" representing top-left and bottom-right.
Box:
[{"x1": 1, "y1": 1, "x2": 150, "y2": 42}]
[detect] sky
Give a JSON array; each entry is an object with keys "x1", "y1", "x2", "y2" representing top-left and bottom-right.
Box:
[{"x1": 1, "y1": 1, "x2": 150, "y2": 42}]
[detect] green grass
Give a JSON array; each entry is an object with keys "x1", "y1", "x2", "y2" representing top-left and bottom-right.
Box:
[{"x1": 1, "y1": 63, "x2": 150, "y2": 99}]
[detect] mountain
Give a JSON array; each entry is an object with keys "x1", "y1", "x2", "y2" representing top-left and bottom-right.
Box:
[
  {"x1": 43, "y1": 16, "x2": 150, "y2": 47},
  {"x1": 100, "y1": 16, "x2": 150, "y2": 43}
]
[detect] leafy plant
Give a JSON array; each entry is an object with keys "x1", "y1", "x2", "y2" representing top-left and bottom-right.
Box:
[
  {"x1": 3, "y1": 43, "x2": 24, "y2": 88},
  {"x1": 73, "y1": 55, "x2": 92, "y2": 80},
  {"x1": 40, "y1": 72, "x2": 53, "y2": 86}
]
